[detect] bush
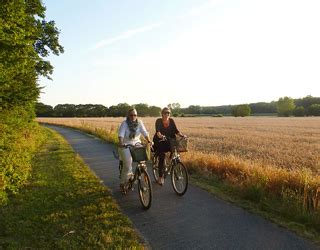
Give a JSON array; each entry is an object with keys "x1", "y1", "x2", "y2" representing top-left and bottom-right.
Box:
[
  {"x1": 308, "y1": 104, "x2": 320, "y2": 116},
  {"x1": 0, "y1": 107, "x2": 45, "y2": 205},
  {"x1": 232, "y1": 105, "x2": 251, "y2": 117},
  {"x1": 293, "y1": 106, "x2": 305, "y2": 117},
  {"x1": 277, "y1": 97, "x2": 295, "y2": 116}
]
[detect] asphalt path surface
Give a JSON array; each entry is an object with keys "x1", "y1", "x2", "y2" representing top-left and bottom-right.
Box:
[{"x1": 46, "y1": 125, "x2": 318, "y2": 250}]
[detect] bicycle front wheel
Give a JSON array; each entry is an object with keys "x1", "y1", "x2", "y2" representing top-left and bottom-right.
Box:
[
  {"x1": 171, "y1": 162, "x2": 188, "y2": 196},
  {"x1": 138, "y1": 168, "x2": 152, "y2": 209},
  {"x1": 152, "y1": 154, "x2": 159, "y2": 182}
]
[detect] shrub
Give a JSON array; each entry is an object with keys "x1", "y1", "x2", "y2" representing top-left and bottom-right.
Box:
[
  {"x1": 308, "y1": 104, "x2": 320, "y2": 116},
  {"x1": 277, "y1": 97, "x2": 295, "y2": 116},
  {"x1": 232, "y1": 105, "x2": 251, "y2": 117},
  {"x1": 293, "y1": 106, "x2": 305, "y2": 117},
  {"x1": 0, "y1": 107, "x2": 45, "y2": 205}
]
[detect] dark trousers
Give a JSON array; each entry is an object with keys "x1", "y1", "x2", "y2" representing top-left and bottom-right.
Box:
[
  {"x1": 158, "y1": 152, "x2": 166, "y2": 177},
  {"x1": 153, "y1": 135, "x2": 171, "y2": 178}
]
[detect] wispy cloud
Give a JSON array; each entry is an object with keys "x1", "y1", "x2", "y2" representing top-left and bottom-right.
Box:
[
  {"x1": 90, "y1": 0, "x2": 223, "y2": 51},
  {"x1": 91, "y1": 22, "x2": 163, "y2": 50}
]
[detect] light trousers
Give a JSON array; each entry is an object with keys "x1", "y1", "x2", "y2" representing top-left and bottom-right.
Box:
[{"x1": 118, "y1": 147, "x2": 134, "y2": 184}]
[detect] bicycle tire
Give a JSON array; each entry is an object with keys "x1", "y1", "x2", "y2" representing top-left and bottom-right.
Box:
[
  {"x1": 119, "y1": 160, "x2": 123, "y2": 179},
  {"x1": 171, "y1": 162, "x2": 188, "y2": 196},
  {"x1": 138, "y1": 168, "x2": 152, "y2": 209},
  {"x1": 152, "y1": 154, "x2": 159, "y2": 182}
]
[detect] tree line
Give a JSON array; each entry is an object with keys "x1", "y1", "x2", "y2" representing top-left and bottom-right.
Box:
[{"x1": 37, "y1": 95, "x2": 320, "y2": 117}]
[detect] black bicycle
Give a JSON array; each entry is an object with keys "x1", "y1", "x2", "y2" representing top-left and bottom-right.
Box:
[
  {"x1": 118, "y1": 143, "x2": 153, "y2": 209},
  {"x1": 152, "y1": 136, "x2": 189, "y2": 196}
]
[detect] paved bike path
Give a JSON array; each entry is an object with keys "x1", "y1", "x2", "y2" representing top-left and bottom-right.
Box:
[{"x1": 46, "y1": 125, "x2": 317, "y2": 250}]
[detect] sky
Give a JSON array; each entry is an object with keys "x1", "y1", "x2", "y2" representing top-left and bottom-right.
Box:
[{"x1": 39, "y1": 0, "x2": 320, "y2": 108}]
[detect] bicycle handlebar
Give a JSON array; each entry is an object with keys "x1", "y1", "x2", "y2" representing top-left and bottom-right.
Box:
[
  {"x1": 120, "y1": 141, "x2": 153, "y2": 149},
  {"x1": 158, "y1": 135, "x2": 188, "y2": 143}
]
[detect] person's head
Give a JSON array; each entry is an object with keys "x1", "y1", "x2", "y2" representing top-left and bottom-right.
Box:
[
  {"x1": 161, "y1": 107, "x2": 171, "y2": 119},
  {"x1": 127, "y1": 108, "x2": 138, "y2": 121}
]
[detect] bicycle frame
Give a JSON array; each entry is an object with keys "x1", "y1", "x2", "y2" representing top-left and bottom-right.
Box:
[
  {"x1": 118, "y1": 144, "x2": 152, "y2": 209},
  {"x1": 152, "y1": 141, "x2": 189, "y2": 195},
  {"x1": 126, "y1": 160, "x2": 147, "y2": 191}
]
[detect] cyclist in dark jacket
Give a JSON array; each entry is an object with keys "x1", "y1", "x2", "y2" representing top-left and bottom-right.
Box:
[{"x1": 153, "y1": 107, "x2": 185, "y2": 185}]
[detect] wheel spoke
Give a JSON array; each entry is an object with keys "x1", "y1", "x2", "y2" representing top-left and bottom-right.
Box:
[
  {"x1": 138, "y1": 170, "x2": 152, "y2": 209},
  {"x1": 171, "y1": 162, "x2": 188, "y2": 196}
]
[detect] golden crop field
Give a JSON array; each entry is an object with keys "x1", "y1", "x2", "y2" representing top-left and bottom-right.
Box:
[{"x1": 37, "y1": 117, "x2": 320, "y2": 174}]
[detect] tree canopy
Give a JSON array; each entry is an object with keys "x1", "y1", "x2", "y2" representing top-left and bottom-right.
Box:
[
  {"x1": 277, "y1": 97, "x2": 295, "y2": 117},
  {"x1": 0, "y1": 0, "x2": 64, "y2": 109},
  {"x1": 232, "y1": 104, "x2": 251, "y2": 117}
]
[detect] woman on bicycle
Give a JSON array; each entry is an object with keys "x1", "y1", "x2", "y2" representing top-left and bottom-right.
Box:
[
  {"x1": 153, "y1": 107, "x2": 185, "y2": 185},
  {"x1": 118, "y1": 108, "x2": 152, "y2": 193}
]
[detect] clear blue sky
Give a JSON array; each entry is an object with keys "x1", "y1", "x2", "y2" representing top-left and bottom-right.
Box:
[{"x1": 39, "y1": 0, "x2": 320, "y2": 108}]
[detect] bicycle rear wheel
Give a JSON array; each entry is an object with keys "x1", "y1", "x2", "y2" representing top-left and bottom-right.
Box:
[
  {"x1": 171, "y1": 162, "x2": 188, "y2": 196},
  {"x1": 152, "y1": 154, "x2": 159, "y2": 182},
  {"x1": 138, "y1": 168, "x2": 152, "y2": 209},
  {"x1": 119, "y1": 160, "x2": 123, "y2": 179}
]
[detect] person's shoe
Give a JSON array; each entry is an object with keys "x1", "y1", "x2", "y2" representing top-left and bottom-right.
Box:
[
  {"x1": 120, "y1": 184, "x2": 126, "y2": 194},
  {"x1": 161, "y1": 177, "x2": 165, "y2": 185},
  {"x1": 158, "y1": 177, "x2": 164, "y2": 185},
  {"x1": 157, "y1": 177, "x2": 162, "y2": 185}
]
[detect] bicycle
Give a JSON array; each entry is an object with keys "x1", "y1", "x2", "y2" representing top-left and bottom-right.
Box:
[
  {"x1": 118, "y1": 143, "x2": 153, "y2": 209},
  {"x1": 152, "y1": 136, "x2": 189, "y2": 196}
]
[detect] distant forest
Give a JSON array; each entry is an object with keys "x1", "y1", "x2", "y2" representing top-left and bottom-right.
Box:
[{"x1": 36, "y1": 95, "x2": 320, "y2": 117}]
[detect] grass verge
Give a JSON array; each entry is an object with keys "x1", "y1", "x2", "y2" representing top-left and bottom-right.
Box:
[{"x1": 0, "y1": 127, "x2": 143, "y2": 248}]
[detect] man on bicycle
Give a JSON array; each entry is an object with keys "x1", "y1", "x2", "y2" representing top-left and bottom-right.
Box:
[{"x1": 118, "y1": 108, "x2": 152, "y2": 193}]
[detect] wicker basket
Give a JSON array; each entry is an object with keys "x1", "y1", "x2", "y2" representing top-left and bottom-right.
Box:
[
  {"x1": 169, "y1": 137, "x2": 188, "y2": 152},
  {"x1": 130, "y1": 146, "x2": 150, "y2": 162}
]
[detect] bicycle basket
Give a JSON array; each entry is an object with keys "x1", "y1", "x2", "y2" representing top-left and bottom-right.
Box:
[
  {"x1": 130, "y1": 146, "x2": 150, "y2": 162},
  {"x1": 169, "y1": 137, "x2": 188, "y2": 152}
]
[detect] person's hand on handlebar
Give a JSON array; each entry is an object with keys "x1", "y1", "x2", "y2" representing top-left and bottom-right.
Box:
[
  {"x1": 159, "y1": 135, "x2": 167, "y2": 141},
  {"x1": 177, "y1": 133, "x2": 187, "y2": 139}
]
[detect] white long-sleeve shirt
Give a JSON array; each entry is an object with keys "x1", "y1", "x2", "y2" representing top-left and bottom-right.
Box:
[{"x1": 118, "y1": 119, "x2": 149, "y2": 145}]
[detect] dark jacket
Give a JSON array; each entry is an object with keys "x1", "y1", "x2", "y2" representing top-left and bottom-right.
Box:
[{"x1": 153, "y1": 118, "x2": 179, "y2": 153}]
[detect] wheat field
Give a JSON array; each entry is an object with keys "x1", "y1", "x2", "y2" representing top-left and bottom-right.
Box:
[{"x1": 37, "y1": 117, "x2": 320, "y2": 174}]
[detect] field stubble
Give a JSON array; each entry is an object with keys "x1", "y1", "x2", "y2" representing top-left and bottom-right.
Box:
[{"x1": 37, "y1": 117, "x2": 320, "y2": 174}]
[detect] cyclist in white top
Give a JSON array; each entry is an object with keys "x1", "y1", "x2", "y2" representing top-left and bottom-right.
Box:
[{"x1": 118, "y1": 108, "x2": 152, "y2": 192}]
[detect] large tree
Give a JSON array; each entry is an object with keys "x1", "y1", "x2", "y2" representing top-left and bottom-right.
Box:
[
  {"x1": 232, "y1": 104, "x2": 251, "y2": 117},
  {"x1": 134, "y1": 103, "x2": 149, "y2": 117},
  {"x1": 308, "y1": 104, "x2": 320, "y2": 116},
  {"x1": 277, "y1": 97, "x2": 295, "y2": 117},
  {"x1": 0, "y1": 0, "x2": 64, "y2": 109},
  {"x1": 35, "y1": 102, "x2": 54, "y2": 117}
]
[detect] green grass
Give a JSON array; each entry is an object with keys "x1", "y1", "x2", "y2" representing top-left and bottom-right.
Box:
[
  {"x1": 189, "y1": 172, "x2": 320, "y2": 245},
  {"x1": 0, "y1": 128, "x2": 143, "y2": 248}
]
